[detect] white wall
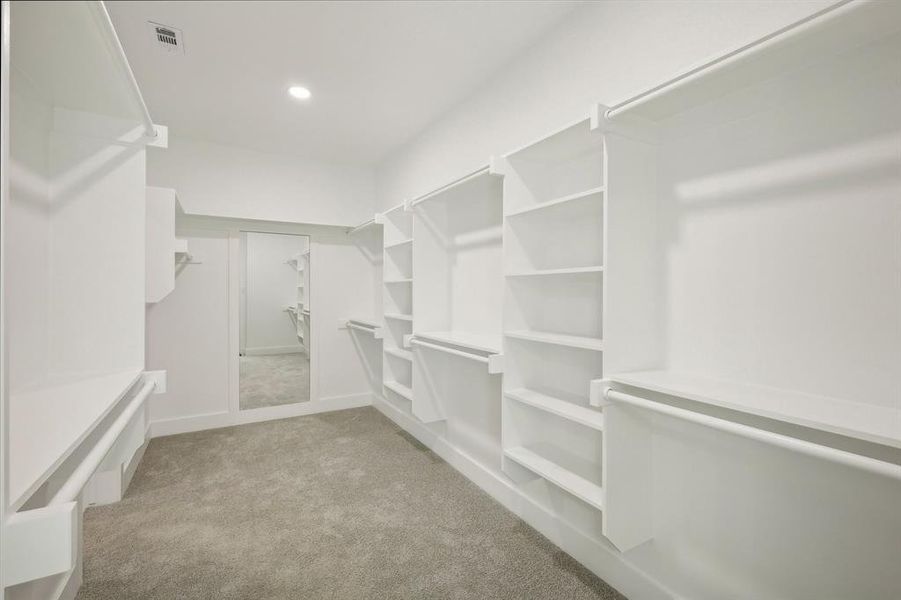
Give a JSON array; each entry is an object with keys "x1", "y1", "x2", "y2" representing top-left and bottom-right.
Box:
[
  {"x1": 146, "y1": 230, "x2": 231, "y2": 424},
  {"x1": 244, "y1": 232, "x2": 306, "y2": 354},
  {"x1": 7, "y1": 67, "x2": 52, "y2": 391},
  {"x1": 148, "y1": 135, "x2": 375, "y2": 227},
  {"x1": 375, "y1": 0, "x2": 834, "y2": 208},
  {"x1": 146, "y1": 217, "x2": 378, "y2": 434},
  {"x1": 657, "y1": 32, "x2": 901, "y2": 408}
]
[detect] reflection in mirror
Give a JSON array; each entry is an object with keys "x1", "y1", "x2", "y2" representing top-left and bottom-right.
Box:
[{"x1": 239, "y1": 232, "x2": 311, "y2": 410}]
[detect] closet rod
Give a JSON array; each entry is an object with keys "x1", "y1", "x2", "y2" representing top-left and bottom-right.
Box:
[
  {"x1": 347, "y1": 322, "x2": 379, "y2": 335},
  {"x1": 410, "y1": 165, "x2": 491, "y2": 208},
  {"x1": 604, "y1": 0, "x2": 854, "y2": 121},
  {"x1": 604, "y1": 388, "x2": 901, "y2": 482},
  {"x1": 347, "y1": 218, "x2": 378, "y2": 235},
  {"x1": 89, "y1": 1, "x2": 157, "y2": 139},
  {"x1": 409, "y1": 338, "x2": 492, "y2": 364},
  {"x1": 49, "y1": 380, "x2": 156, "y2": 505}
]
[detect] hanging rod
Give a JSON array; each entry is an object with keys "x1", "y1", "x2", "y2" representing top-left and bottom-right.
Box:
[
  {"x1": 347, "y1": 218, "x2": 379, "y2": 235},
  {"x1": 604, "y1": 387, "x2": 901, "y2": 482},
  {"x1": 604, "y1": 0, "x2": 855, "y2": 121},
  {"x1": 410, "y1": 338, "x2": 491, "y2": 363},
  {"x1": 49, "y1": 380, "x2": 156, "y2": 505},
  {"x1": 409, "y1": 338, "x2": 504, "y2": 374},
  {"x1": 410, "y1": 165, "x2": 494, "y2": 208},
  {"x1": 89, "y1": 1, "x2": 157, "y2": 139},
  {"x1": 347, "y1": 322, "x2": 382, "y2": 338}
]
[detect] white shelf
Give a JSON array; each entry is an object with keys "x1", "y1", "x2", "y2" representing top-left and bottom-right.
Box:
[
  {"x1": 505, "y1": 330, "x2": 604, "y2": 352},
  {"x1": 506, "y1": 388, "x2": 604, "y2": 431},
  {"x1": 384, "y1": 279, "x2": 413, "y2": 284},
  {"x1": 607, "y1": 1, "x2": 901, "y2": 123},
  {"x1": 504, "y1": 446, "x2": 604, "y2": 511},
  {"x1": 505, "y1": 186, "x2": 604, "y2": 219},
  {"x1": 609, "y1": 370, "x2": 901, "y2": 449},
  {"x1": 8, "y1": 369, "x2": 144, "y2": 511},
  {"x1": 506, "y1": 266, "x2": 603, "y2": 278},
  {"x1": 384, "y1": 381, "x2": 413, "y2": 401},
  {"x1": 384, "y1": 313, "x2": 414, "y2": 322},
  {"x1": 414, "y1": 331, "x2": 503, "y2": 355},
  {"x1": 385, "y1": 347, "x2": 413, "y2": 362},
  {"x1": 505, "y1": 118, "x2": 601, "y2": 164},
  {"x1": 385, "y1": 238, "x2": 413, "y2": 250}
]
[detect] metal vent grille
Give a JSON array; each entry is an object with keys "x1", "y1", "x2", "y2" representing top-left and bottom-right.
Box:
[
  {"x1": 156, "y1": 27, "x2": 177, "y2": 47},
  {"x1": 148, "y1": 22, "x2": 184, "y2": 54}
]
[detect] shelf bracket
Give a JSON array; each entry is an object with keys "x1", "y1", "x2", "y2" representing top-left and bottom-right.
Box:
[
  {"x1": 589, "y1": 378, "x2": 614, "y2": 408},
  {"x1": 592, "y1": 103, "x2": 659, "y2": 145},
  {"x1": 1, "y1": 502, "x2": 78, "y2": 587}
]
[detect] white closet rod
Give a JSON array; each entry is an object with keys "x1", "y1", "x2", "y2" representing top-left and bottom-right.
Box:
[
  {"x1": 49, "y1": 380, "x2": 156, "y2": 505},
  {"x1": 410, "y1": 338, "x2": 491, "y2": 364},
  {"x1": 410, "y1": 166, "x2": 490, "y2": 208},
  {"x1": 89, "y1": 1, "x2": 157, "y2": 139},
  {"x1": 604, "y1": 0, "x2": 854, "y2": 121},
  {"x1": 347, "y1": 322, "x2": 378, "y2": 335},
  {"x1": 347, "y1": 218, "x2": 378, "y2": 235},
  {"x1": 604, "y1": 388, "x2": 901, "y2": 481}
]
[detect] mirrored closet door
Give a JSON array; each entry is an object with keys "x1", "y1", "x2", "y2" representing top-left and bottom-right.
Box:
[{"x1": 239, "y1": 232, "x2": 311, "y2": 410}]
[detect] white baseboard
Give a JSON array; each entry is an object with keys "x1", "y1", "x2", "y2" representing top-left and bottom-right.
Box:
[
  {"x1": 232, "y1": 392, "x2": 371, "y2": 425},
  {"x1": 242, "y1": 345, "x2": 303, "y2": 356},
  {"x1": 371, "y1": 394, "x2": 670, "y2": 600},
  {"x1": 149, "y1": 411, "x2": 233, "y2": 438},
  {"x1": 149, "y1": 393, "x2": 373, "y2": 438}
]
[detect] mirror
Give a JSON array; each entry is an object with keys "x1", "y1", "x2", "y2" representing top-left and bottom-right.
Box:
[{"x1": 239, "y1": 232, "x2": 311, "y2": 410}]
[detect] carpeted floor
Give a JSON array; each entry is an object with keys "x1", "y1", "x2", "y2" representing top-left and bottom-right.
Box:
[
  {"x1": 77, "y1": 407, "x2": 626, "y2": 600},
  {"x1": 239, "y1": 353, "x2": 310, "y2": 410}
]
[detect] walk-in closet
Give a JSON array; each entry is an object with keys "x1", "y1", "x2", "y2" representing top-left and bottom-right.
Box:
[{"x1": 2, "y1": 1, "x2": 899, "y2": 599}]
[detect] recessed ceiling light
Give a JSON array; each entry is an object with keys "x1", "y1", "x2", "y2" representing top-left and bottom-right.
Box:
[{"x1": 288, "y1": 85, "x2": 312, "y2": 100}]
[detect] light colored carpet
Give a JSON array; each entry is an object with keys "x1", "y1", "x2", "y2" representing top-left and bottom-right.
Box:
[
  {"x1": 77, "y1": 407, "x2": 626, "y2": 600},
  {"x1": 239, "y1": 353, "x2": 310, "y2": 410}
]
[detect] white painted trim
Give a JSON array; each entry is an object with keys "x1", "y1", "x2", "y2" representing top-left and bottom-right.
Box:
[
  {"x1": 232, "y1": 393, "x2": 371, "y2": 425},
  {"x1": 371, "y1": 394, "x2": 671, "y2": 600},
  {"x1": 242, "y1": 345, "x2": 303, "y2": 356},
  {"x1": 227, "y1": 232, "x2": 242, "y2": 417},
  {"x1": 150, "y1": 411, "x2": 233, "y2": 438},
  {"x1": 150, "y1": 393, "x2": 372, "y2": 438}
]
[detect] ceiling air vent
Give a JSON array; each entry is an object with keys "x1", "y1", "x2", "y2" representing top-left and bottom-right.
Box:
[{"x1": 148, "y1": 22, "x2": 184, "y2": 55}]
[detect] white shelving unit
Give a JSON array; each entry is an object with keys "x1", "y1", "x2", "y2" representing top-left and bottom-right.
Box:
[
  {"x1": 345, "y1": 219, "x2": 385, "y2": 397},
  {"x1": 287, "y1": 244, "x2": 311, "y2": 355},
  {"x1": 499, "y1": 116, "x2": 607, "y2": 532},
  {"x1": 587, "y1": 3, "x2": 901, "y2": 597},
  {"x1": 146, "y1": 187, "x2": 186, "y2": 303},
  {"x1": 357, "y1": 4, "x2": 901, "y2": 599},
  {"x1": 8, "y1": 370, "x2": 144, "y2": 512},
  {"x1": 381, "y1": 204, "x2": 415, "y2": 409},
  {"x1": 411, "y1": 166, "x2": 504, "y2": 423},
  {"x1": 5, "y1": 1, "x2": 151, "y2": 516}
]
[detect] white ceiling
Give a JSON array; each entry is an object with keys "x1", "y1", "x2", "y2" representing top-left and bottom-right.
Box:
[{"x1": 108, "y1": 1, "x2": 582, "y2": 166}]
